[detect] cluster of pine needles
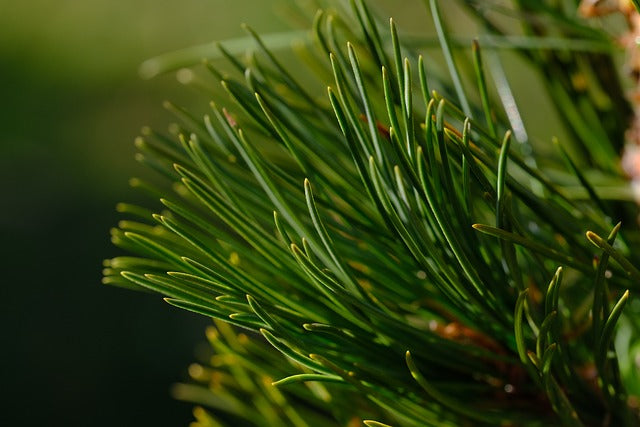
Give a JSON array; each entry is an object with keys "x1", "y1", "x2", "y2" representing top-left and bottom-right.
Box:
[{"x1": 104, "y1": 1, "x2": 640, "y2": 425}]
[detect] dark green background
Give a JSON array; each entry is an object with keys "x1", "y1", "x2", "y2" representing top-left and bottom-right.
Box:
[{"x1": 0, "y1": 1, "x2": 284, "y2": 425}]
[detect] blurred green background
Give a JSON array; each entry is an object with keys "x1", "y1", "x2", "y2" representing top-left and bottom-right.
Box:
[
  {"x1": 0, "y1": 1, "x2": 286, "y2": 425},
  {"x1": 0, "y1": 0, "x2": 566, "y2": 425}
]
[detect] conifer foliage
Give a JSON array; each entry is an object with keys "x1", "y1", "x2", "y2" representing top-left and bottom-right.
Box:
[{"x1": 104, "y1": 1, "x2": 640, "y2": 425}]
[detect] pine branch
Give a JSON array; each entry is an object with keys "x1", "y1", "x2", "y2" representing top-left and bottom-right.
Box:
[{"x1": 105, "y1": 1, "x2": 640, "y2": 425}]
